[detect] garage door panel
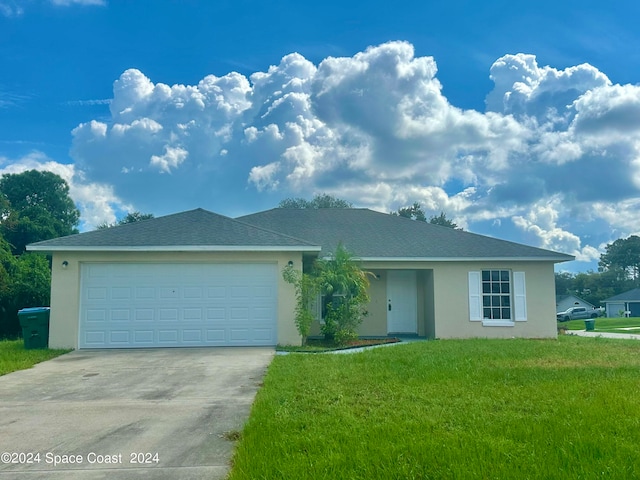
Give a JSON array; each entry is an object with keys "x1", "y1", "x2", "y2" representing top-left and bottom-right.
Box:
[
  {"x1": 135, "y1": 309, "x2": 154, "y2": 321},
  {"x1": 86, "y1": 309, "x2": 106, "y2": 322},
  {"x1": 136, "y1": 287, "x2": 156, "y2": 299},
  {"x1": 159, "y1": 309, "x2": 179, "y2": 321},
  {"x1": 111, "y1": 309, "x2": 130, "y2": 322},
  {"x1": 87, "y1": 287, "x2": 108, "y2": 300},
  {"x1": 184, "y1": 308, "x2": 203, "y2": 321},
  {"x1": 84, "y1": 331, "x2": 106, "y2": 345},
  {"x1": 184, "y1": 287, "x2": 204, "y2": 299},
  {"x1": 158, "y1": 330, "x2": 179, "y2": 343},
  {"x1": 79, "y1": 263, "x2": 277, "y2": 348},
  {"x1": 110, "y1": 331, "x2": 131, "y2": 344}
]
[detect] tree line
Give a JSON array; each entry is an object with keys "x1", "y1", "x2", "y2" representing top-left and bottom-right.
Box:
[
  {"x1": 556, "y1": 235, "x2": 640, "y2": 307},
  {"x1": 0, "y1": 170, "x2": 154, "y2": 339},
  {"x1": 0, "y1": 170, "x2": 80, "y2": 338},
  {"x1": 279, "y1": 195, "x2": 461, "y2": 228}
]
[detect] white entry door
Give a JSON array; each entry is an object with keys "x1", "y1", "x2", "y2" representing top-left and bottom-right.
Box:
[
  {"x1": 79, "y1": 262, "x2": 277, "y2": 348},
  {"x1": 387, "y1": 270, "x2": 418, "y2": 334}
]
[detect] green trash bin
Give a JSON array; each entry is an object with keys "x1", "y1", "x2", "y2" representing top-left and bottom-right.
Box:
[
  {"x1": 584, "y1": 319, "x2": 595, "y2": 332},
  {"x1": 18, "y1": 307, "x2": 51, "y2": 349}
]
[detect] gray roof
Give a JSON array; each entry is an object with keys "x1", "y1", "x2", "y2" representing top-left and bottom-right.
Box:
[
  {"x1": 238, "y1": 208, "x2": 574, "y2": 262},
  {"x1": 602, "y1": 288, "x2": 640, "y2": 303},
  {"x1": 27, "y1": 208, "x2": 320, "y2": 252}
]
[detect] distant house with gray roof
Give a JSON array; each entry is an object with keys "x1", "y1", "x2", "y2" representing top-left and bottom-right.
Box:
[
  {"x1": 556, "y1": 295, "x2": 595, "y2": 313},
  {"x1": 602, "y1": 288, "x2": 640, "y2": 317}
]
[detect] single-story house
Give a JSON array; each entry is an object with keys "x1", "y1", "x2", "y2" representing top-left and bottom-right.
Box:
[
  {"x1": 602, "y1": 288, "x2": 640, "y2": 317},
  {"x1": 556, "y1": 294, "x2": 595, "y2": 313},
  {"x1": 28, "y1": 207, "x2": 574, "y2": 349}
]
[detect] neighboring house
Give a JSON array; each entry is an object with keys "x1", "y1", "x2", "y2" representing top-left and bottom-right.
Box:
[
  {"x1": 28, "y1": 208, "x2": 574, "y2": 349},
  {"x1": 556, "y1": 295, "x2": 595, "y2": 313},
  {"x1": 602, "y1": 288, "x2": 640, "y2": 317}
]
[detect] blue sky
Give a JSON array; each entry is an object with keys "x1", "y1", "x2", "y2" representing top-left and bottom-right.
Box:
[{"x1": 2, "y1": 0, "x2": 640, "y2": 273}]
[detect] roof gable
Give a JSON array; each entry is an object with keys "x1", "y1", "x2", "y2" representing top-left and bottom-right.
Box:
[
  {"x1": 238, "y1": 208, "x2": 574, "y2": 262},
  {"x1": 27, "y1": 208, "x2": 320, "y2": 252}
]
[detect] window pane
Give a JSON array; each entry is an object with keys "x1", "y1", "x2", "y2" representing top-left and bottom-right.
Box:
[
  {"x1": 492, "y1": 308, "x2": 501, "y2": 319},
  {"x1": 491, "y1": 270, "x2": 500, "y2": 281},
  {"x1": 501, "y1": 296, "x2": 511, "y2": 307},
  {"x1": 502, "y1": 308, "x2": 511, "y2": 319},
  {"x1": 492, "y1": 283, "x2": 501, "y2": 293},
  {"x1": 482, "y1": 270, "x2": 490, "y2": 281},
  {"x1": 501, "y1": 270, "x2": 510, "y2": 281},
  {"x1": 501, "y1": 283, "x2": 510, "y2": 294},
  {"x1": 483, "y1": 296, "x2": 491, "y2": 307},
  {"x1": 483, "y1": 283, "x2": 491, "y2": 294}
]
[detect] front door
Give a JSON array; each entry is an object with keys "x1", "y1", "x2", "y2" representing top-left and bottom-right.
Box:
[{"x1": 387, "y1": 270, "x2": 418, "y2": 334}]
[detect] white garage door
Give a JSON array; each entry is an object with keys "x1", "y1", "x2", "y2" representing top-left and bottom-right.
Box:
[{"x1": 79, "y1": 263, "x2": 278, "y2": 348}]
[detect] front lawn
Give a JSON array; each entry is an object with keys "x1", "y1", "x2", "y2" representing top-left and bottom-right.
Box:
[
  {"x1": 0, "y1": 339, "x2": 71, "y2": 376},
  {"x1": 563, "y1": 316, "x2": 640, "y2": 333},
  {"x1": 229, "y1": 336, "x2": 640, "y2": 480}
]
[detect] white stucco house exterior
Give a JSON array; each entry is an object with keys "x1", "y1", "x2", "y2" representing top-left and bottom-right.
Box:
[{"x1": 28, "y1": 208, "x2": 574, "y2": 349}]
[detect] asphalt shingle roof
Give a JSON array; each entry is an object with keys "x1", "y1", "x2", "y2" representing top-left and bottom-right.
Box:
[
  {"x1": 602, "y1": 288, "x2": 640, "y2": 303},
  {"x1": 28, "y1": 208, "x2": 319, "y2": 251},
  {"x1": 238, "y1": 208, "x2": 574, "y2": 261}
]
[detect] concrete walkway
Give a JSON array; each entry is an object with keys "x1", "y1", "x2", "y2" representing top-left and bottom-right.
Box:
[
  {"x1": 0, "y1": 347, "x2": 274, "y2": 480},
  {"x1": 566, "y1": 329, "x2": 640, "y2": 340}
]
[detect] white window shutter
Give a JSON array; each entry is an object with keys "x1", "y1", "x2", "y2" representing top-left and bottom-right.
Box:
[
  {"x1": 513, "y1": 271, "x2": 527, "y2": 321},
  {"x1": 468, "y1": 271, "x2": 482, "y2": 321}
]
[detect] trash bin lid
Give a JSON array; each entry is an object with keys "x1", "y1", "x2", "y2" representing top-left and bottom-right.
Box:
[{"x1": 18, "y1": 307, "x2": 51, "y2": 313}]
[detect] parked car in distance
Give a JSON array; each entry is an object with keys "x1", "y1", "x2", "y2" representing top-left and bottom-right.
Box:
[{"x1": 557, "y1": 306, "x2": 604, "y2": 322}]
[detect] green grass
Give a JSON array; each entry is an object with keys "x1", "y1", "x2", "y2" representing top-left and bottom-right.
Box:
[
  {"x1": 229, "y1": 337, "x2": 640, "y2": 480},
  {"x1": 563, "y1": 316, "x2": 640, "y2": 333},
  {"x1": 0, "y1": 339, "x2": 71, "y2": 376}
]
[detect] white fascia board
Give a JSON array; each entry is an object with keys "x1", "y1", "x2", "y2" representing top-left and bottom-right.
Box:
[
  {"x1": 26, "y1": 245, "x2": 322, "y2": 252},
  {"x1": 357, "y1": 256, "x2": 574, "y2": 263}
]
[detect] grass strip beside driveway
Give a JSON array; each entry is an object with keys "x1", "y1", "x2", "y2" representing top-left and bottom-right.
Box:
[
  {"x1": 564, "y1": 316, "x2": 640, "y2": 333},
  {"x1": 0, "y1": 339, "x2": 71, "y2": 376},
  {"x1": 229, "y1": 336, "x2": 640, "y2": 480}
]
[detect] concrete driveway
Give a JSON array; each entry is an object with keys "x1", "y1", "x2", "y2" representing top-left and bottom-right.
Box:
[{"x1": 0, "y1": 347, "x2": 274, "y2": 479}]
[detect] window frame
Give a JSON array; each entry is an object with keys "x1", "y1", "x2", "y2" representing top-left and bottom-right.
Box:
[{"x1": 468, "y1": 270, "x2": 527, "y2": 326}]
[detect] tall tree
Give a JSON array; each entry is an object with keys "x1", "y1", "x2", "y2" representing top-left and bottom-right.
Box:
[
  {"x1": 96, "y1": 211, "x2": 155, "y2": 230},
  {"x1": 429, "y1": 211, "x2": 461, "y2": 230},
  {"x1": 599, "y1": 235, "x2": 640, "y2": 282},
  {"x1": 0, "y1": 170, "x2": 80, "y2": 253},
  {"x1": 278, "y1": 194, "x2": 352, "y2": 209},
  {"x1": 392, "y1": 202, "x2": 427, "y2": 221}
]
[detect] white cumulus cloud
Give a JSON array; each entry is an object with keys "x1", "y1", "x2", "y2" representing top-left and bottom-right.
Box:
[{"x1": 66, "y1": 41, "x2": 640, "y2": 263}]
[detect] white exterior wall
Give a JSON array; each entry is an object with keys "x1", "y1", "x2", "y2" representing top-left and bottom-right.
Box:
[{"x1": 353, "y1": 260, "x2": 558, "y2": 339}]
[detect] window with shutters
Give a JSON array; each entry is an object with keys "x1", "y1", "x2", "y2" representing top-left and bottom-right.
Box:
[
  {"x1": 469, "y1": 270, "x2": 527, "y2": 325},
  {"x1": 482, "y1": 270, "x2": 511, "y2": 320}
]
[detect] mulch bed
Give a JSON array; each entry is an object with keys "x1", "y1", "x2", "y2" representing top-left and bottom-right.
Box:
[{"x1": 305, "y1": 337, "x2": 401, "y2": 350}]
